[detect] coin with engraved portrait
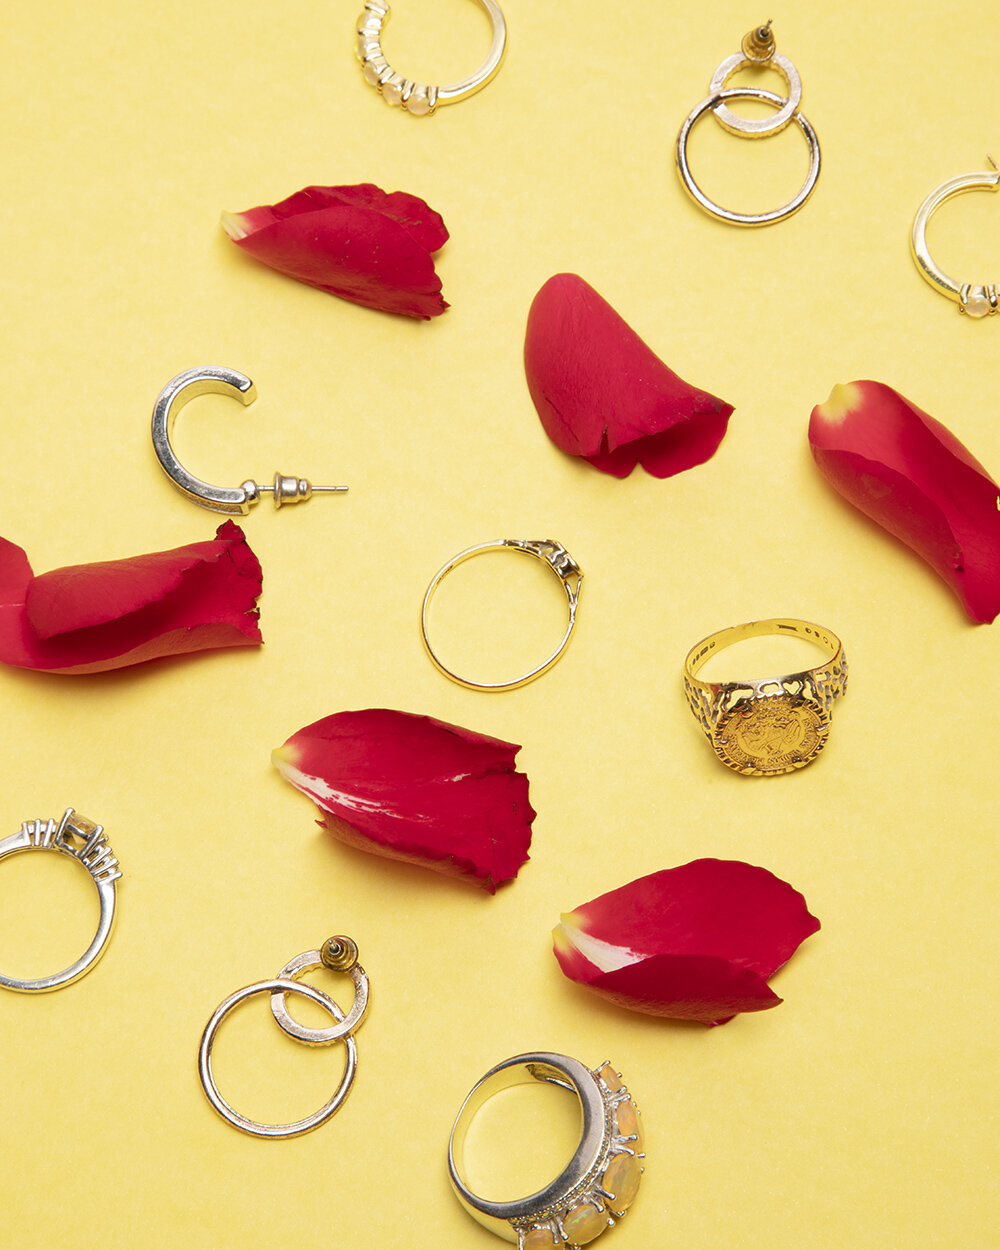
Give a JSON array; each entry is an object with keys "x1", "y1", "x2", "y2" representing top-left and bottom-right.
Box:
[{"x1": 715, "y1": 694, "x2": 828, "y2": 775}]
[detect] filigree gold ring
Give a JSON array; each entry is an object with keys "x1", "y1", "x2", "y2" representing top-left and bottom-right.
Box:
[
  {"x1": 448, "y1": 1053, "x2": 645, "y2": 1248},
  {"x1": 683, "y1": 618, "x2": 848, "y2": 776},
  {"x1": 421, "y1": 539, "x2": 583, "y2": 691},
  {"x1": 355, "y1": 0, "x2": 507, "y2": 115},
  {"x1": 0, "y1": 809, "x2": 122, "y2": 993}
]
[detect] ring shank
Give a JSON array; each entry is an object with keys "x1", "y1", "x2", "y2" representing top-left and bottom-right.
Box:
[
  {"x1": 0, "y1": 833, "x2": 118, "y2": 993},
  {"x1": 270, "y1": 949, "x2": 370, "y2": 1045},
  {"x1": 910, "y1": 170, "x2": 1000, "y2": 302},
  {"x1": 437, "y1": 0, "x2": 507, "y2": 102},
  {"x1": 449, "y1": 1053, "x2": 604, "y2": 1241},
  {"x1": 685, "y1": 617, "x2": 842, "y2": 682}
]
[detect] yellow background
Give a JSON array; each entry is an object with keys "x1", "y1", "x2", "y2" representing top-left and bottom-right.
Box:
[{"x1": 1, "y1": 1, "x2": 998, "y2": 1246}]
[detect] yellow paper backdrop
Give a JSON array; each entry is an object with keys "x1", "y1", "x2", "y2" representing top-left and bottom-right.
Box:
[{"x1": 1, "y1": 2, "x2": 997, "y2": 1247}]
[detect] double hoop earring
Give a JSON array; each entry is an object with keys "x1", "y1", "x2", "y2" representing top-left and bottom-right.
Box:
[
  {"x1": 676, "y1": 22, "x2": 821, "y2": 226},
  {"x1": 911, "y1": 158, "x2": 1000, "y2": 317},
  {"x1": 151, "y1": 366, "x2": 349, "y2": 515},
  {"x1": 198, "y1": 935, "x2": 370, "y2": 1139}
]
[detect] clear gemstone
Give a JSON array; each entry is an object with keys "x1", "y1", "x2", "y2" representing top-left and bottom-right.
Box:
[
  {"x1": 562, "y1": 1203, "x2": 608, "y2": 1245},
  {"x1": 358, "y1": 12, "x2": 381, "y2": 34},
  {"x1": 962, "y1": 286, "x2": 992, "y2": 317},
  {"x1": 381, "y1": 75, "x2": 404, "y2": 105},
  {"x1": 363, "y1": 59, "x2": 384, "y2": 85},
  {"x1": 356, "y1": 34, "x2": 379, "y2": 60},
  {"x1": 405, "y1": 87, "x2": 431, "y2": 115}
]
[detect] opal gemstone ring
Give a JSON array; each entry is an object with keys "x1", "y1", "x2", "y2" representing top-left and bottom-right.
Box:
[{"x1": 448, "y1": 1053, "x2": 645, "y2": 1248}]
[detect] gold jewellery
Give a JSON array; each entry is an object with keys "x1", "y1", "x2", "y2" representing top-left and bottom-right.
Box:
[
  {"x1": 675, "y1": 22, "x2": 821, "y2": 226},
  {"x1": 911, "y1": 158, "x2": 1000, "y2": 317},
  {"x1": 421, "y1": 539, "x2": 583, "y2": 691},
  {"x1": 684, "y1": 619, "x2": 847, "y2": 776}
]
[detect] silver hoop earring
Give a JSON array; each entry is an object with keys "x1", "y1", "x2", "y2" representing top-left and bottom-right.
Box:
[
  {"x1": 0, "y1": 809, "x2": 121, "y2": 993},
  {"x1": 355, "y1": 0, "x2": 507, "y2": 115},
  {"x1": 197, "y1": 935, "x2": 370, "y2": 1139},
  {"x1": 151, "y1": 366, "x2": 349, "y2": 514},
  {"x1": 911, "y1": 158, "x2": 1000, "y2": 317},
  {"x1": 675, "y1": 22, "x2": 821, "y2": 226}
]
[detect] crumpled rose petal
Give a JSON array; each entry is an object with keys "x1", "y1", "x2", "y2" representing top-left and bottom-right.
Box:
[
  {"x1": 272, "y1": 709, "x2": 534, "y2": 892},
  {"x1": 553, "y1": 859, "x2": 819, "y2": 1025},
  {"x1": 810, "y1": 381, "x2": 1000, "y2": 623},
  {"x1": 221, "y1": 183, "x2": 449, "y2": 320},
  {"x1": 0, "y1": 521, "x2": 262, "y2": 674},
  {"x1": 524, "y1": 273, "x2": 734, "y2": 478}
]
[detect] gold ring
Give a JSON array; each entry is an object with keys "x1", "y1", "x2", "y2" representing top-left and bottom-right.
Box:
[
  {"x1": 421, "y1": 539, "x2": 583, "y2": 691},
  {"x1": 683, "y1": 618, "x2": 848, "y2": 776}
]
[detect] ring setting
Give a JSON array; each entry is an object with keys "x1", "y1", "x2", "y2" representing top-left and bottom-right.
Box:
[
  {"x1": 355, "y1": 0, "x2": 507, "y2": 115},
  {"x1": 449, "y1": 1053, "x2": 644, "y2": 1248},
  {"x1": 0, "y1": 809, "x2": 122, "y2": 993},
  {"x1": 684, "y1": 618, "x2": 848, "y2": 776}
]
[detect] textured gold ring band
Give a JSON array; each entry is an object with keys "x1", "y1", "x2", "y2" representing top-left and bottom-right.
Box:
[{"x1": 683, "y1": 618, "x2": 848, "y2": 776}]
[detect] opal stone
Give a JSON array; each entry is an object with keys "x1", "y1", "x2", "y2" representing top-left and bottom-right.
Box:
[
  {"x1": 521, "y1": 1228, "x2": 556, "y2": 1250},
  {"x1": 617, "y1": 1098, "x2": 643, "y2": 1149},
  {"x1": 603, "y1": 1153, "x2": 642, "y2": 1214},
  {"x1": 562, "y1": 1202, "x2": 608, "y2": 1245},
  {"x1": 598, "y1": 1064, "x2": 623, "y2": 1092}
]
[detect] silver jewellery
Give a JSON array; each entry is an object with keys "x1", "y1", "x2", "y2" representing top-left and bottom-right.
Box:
[
  {"x1": 684, "y1": 618, "x2": 848, "y2": 776},
  {"x1": 421, "y1": 539, "x2": 583, "y2": 691},
  {"x1": 152, "y1": 366, "x2": 349, "y2": 515},
  {"x1": 449, "y1": 1053, "x2": 645, "y2": 1249},
  {"x1": 0, "y1": 809, "x2": 121, "y2": 993},
  {"x1": 355, "y1": 0, "x2": 507, "y2": 116},
  {"x1": 911, "y1": 158, "x2": 1000, "y2": 317},
  {"x1": 198, "y1": 935, "x2": 369, "y2": 1139},
  {"x1": 676, "y1": 22, "x2": 821, "y2": 226}
]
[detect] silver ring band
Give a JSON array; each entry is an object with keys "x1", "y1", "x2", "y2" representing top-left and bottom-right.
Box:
[
  {"x1": 910, "y1": 166, "x2": 1000, "y2": 316},
  {"x1": 0, "y1": 809, "x2": 121, "y2": 993},
  {"x1": 421, "y1": 539, "x2": 583, "y2": 692},
  {"x1": 270, "y1": 948, "x2": 370, "y2": 1046},
  {"x1": 708, "y1": 51, "x2": 802, "y2": 137},
  {"x1": 198, "y1": 977, "x2": 358, "y2": 1138},
  {"x1": 356, "y1": 0, "x2": 507, "y2": 115},
  {"x1": 676, "y1": 87, "x2": 821, "y2": 226},
  {"x1": 448, "y1": 1053, "x2": 644, "y2": 1247}
]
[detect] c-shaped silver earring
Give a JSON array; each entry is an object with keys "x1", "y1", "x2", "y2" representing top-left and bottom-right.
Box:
[
  {"x1": 911, "y1": 158, "x2": 999, "y2": 317},
  {"x1": 151, "y1": 366, "x2": 349, "y2": 515}
]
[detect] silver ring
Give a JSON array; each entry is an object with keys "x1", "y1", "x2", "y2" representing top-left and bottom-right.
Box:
[
  {"x1": 448, "y1": 1053, "x2": 644, "y2": 1247},
  {"x1": 421, "y1": 539, "x2": 583, "y2": 692},
  {"x1": 356, "y1": 0, "x2": 507, "y2": 115},
  {"x1": 198, "y1": 978, "x2": 358, "y2": 1139},
  {"x1": 708, "y1": 51, "x2": 802, "y2": 136},
  {"x1": 270, "y1": 948, "x2": 370, "y2": 1046},
  {"x1": 910, "y1": 163, "x2": 1000, "y2": 317},
  {"x1": 0, "y1": 809, "x2": 122, "y2": 993},
  {"x1": 676, "y1": 87, "x2": 821, "y2": 226}
]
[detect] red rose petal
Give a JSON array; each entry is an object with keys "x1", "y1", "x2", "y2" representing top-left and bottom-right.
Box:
[
  {"x1": 553, "y1": 859, "x2": 819, "y2": 1025},
  {"x1": 272, "y1": 709, "x2": 534, "y2": 892},
  {"x1": 809, "y1": 381, "x2": 1000, "y2": 623},
  {"x1": 524, "y1": 274, "x2": 733, "y2": 478},
  {"x1": 222, "y1": 183, "x2": 449, "y2": 320},
  {"x1": 0, "y1": 521, "x2": 262, "y2": 674}
]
